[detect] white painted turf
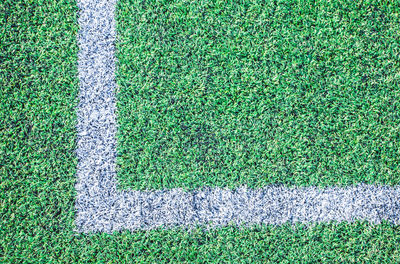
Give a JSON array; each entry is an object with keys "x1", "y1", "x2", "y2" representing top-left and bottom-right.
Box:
[{"x1": 74, "y1": 0, "x2": 400, "y2": 233}]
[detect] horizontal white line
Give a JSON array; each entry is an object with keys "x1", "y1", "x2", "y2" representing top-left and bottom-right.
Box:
[{"x1": 76, "y1": 184, "x2": 400, "y2": 233}]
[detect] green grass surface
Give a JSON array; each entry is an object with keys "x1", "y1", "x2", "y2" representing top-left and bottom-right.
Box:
[
  {"x1": 2, "y1": 0, "x2": 400, "y2": 262},
  {"x1": 116, "y1": 0, "x2": 400, "y2": 190}
]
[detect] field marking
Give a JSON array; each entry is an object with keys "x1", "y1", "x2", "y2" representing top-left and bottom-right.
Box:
[{"x1": 74, "y1": 0, "x2": 400, "y2": 233}]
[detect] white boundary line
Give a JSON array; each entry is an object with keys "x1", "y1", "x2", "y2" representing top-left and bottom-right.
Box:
[{"x1": 74, "y1": 0, "x2": 400, "y2": 233}]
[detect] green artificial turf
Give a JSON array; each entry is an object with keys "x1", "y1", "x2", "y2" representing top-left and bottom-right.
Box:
[
  {"x1": 2, "y1": 0, "x2": 400, "y2": 262},
  {"x1": 116, "y1": 0, "x2": 400, "y2": 190}
]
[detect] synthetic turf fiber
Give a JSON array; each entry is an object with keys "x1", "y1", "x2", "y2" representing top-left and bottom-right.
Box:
[{"x1": 2, "y1": 0, "x2": 400, "y2": 262}]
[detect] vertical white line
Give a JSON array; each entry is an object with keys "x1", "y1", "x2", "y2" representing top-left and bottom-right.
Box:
[{"x1": 75, "y1": 0, "x2": 119, "y2": 232}]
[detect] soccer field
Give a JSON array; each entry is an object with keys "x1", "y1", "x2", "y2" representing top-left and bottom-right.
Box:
[{"x1": 2, "y1": 0, "x2": 400, "y2": 262}]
